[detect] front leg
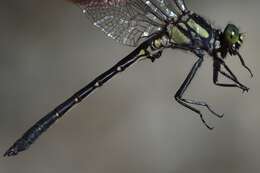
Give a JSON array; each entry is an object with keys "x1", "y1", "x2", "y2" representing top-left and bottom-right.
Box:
[
  {"x1": 175, "y1": 55, "x2": 222, "y2": 130},
  {"x1": 213, "y1": 59, "x2": 249, "y2": 92}
]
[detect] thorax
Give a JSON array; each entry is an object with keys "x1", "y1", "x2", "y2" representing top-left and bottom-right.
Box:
[{"x1": 167, "y1": 12, "x2": 216, "y2": 52}]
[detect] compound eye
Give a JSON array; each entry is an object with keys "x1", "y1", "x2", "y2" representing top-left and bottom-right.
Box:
[
  {"x1": 231, "y1": 31, "x2": 235, "y2": 37},
  {"x1": 229, "y1": 31, "x2": 236, "y2": 41},
  {"x1": 224, "y1": 24, "x2": 240, "y2": 45},
  {"x1": 229, "y1": 30, "x2": 238, "y2": 43}
]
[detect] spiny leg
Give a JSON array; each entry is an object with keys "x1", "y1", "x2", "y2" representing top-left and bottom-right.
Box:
[
  {"x1": 213, "y1": 60, "x2": 249, "y2": 92},
  {"x1": 181, "y1": 99, "x2": 224, "y2": 118},
  {"x1": 221, "y1": 63, "x2": 250, "y2": 92},
  {"x1": 174, "y1": 56, "x2": 220, "y2": 130},
  {"x1": 236, "y1": 52, "x2": 253, "y2": 77},
  {"x1": 175, "y1": 97, "x2": 213, "y2": 130},
  {"x1": 213, "y1": 64, "x2": 243, "y2": 89},
  {"x1": 218, "y1": 71, "x2": 249, "y2": 92}
]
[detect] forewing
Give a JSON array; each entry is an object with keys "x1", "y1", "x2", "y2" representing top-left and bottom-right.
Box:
[
  {"x1": 69, "y1": 0, "x2": 162, "y2": 46},
  {"x1": 69, "y1": 0, "x2": 188, "y2": 46},
  {"x1": 145, "y1": 0, "x2": 183, "y2": 18},
  {"x1": 174, "y1": 0, "x2": 188, "y2": 12}
]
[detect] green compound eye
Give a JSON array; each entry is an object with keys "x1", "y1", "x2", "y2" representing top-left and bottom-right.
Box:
[{"x1": 224, "y1": 24, "x2": 240, "y2": 45}]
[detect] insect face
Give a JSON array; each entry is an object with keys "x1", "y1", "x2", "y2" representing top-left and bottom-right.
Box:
[
  {"x1": 221, "y1": 24, "x2": 252, "y2": 77},
  {"x1": 223, "y1": 24, "x2": 244, "y2": 51}
]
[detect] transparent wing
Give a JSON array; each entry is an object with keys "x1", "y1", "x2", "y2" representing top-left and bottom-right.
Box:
[
  {"x1": 144, "y1": 0, "x2": 189, "y2": 18},
  {"x1": 174, "y1": 0, "x2": 188, "y2": 12},
  {"x1": 70, "y1": 0, "x2": 188, "y2": 46}
]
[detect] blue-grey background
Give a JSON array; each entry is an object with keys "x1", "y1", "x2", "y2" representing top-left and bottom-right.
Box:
[{"x1": 0, "y1": 0, "x2": 259, "y2": 173}]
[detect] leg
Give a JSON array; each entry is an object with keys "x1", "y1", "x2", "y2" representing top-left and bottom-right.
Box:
[
  {"x1": 213, "y1": 60, "x2": 249, "y2": 92},
  {"x1": 138, "y1": 50, "x2": 162, "y2": 63},
  {"x1": 174, "y1": 56, "x2": 221, "y2": 130},
  {"x1": 236, "y1": 52, "x2": 253, "y2": 77},
  {"x1": 182, "y1": 99, "x2": 224, "y2": 118}
]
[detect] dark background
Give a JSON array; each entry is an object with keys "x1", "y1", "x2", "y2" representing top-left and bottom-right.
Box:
[{"x1": 1, "y1": 0, "x2": 259, "y2": 173}]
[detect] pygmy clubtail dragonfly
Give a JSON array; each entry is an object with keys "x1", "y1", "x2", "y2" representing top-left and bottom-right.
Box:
[{"x1": 4, "y1": 0, "x2": 253, "y2": 157}]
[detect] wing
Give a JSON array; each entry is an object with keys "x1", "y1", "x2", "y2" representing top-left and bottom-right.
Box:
[
  {"x1": 69, "y1": 0, "x2": 188, "y2": 46},
  {"x1": 174, "y1": 0, "x2": 188, "y2": 12}
]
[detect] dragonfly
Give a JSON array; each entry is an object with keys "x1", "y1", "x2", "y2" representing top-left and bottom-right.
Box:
[{"x1": 4, "y1": 0, "x2": 253, "y2": 157}]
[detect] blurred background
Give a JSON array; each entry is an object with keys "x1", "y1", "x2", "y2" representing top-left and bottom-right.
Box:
[{"x1": 0, "y1": 0, "x2": 259, "y2": 173}]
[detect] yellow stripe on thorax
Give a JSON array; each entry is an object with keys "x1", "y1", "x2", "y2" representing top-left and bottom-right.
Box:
[
  {"x1": 170, "y1": 26, "x2": 191, "y2": 44},
  {"x1": 187, "y1": 19, "x2": 209, "y2": 38}
]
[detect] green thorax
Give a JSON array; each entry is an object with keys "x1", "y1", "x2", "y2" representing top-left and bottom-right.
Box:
[{"x1": 168, "y1": 17, "x2": 210, "y2": 44}]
